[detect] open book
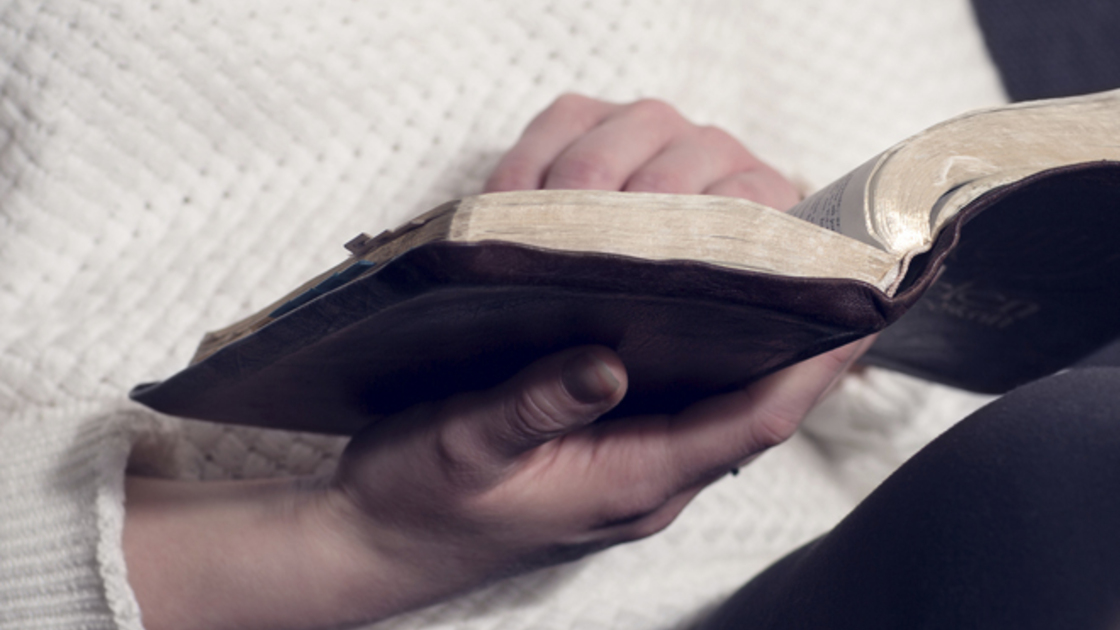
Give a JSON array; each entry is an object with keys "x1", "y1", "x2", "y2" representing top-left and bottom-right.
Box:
[{"x1": 131, "y1": 90, "x2": 1120, "y2": 434}]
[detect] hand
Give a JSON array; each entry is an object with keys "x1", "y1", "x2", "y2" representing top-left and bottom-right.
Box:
[
  {"x1": 320, "y1": 341, "x2": 868, "y2": 614},
  {"x1": 125, "y1": 341, "x2": 866, "y2": 630},
  {"x1": 123, "y1": 94, "x2": 861, "y2": 630},
  {"x1": 485, "y1": 93, "x2": 801, "y2": 210},
  {"x1": 311, "y1": 96, "x2": 859, "y2": 618}
]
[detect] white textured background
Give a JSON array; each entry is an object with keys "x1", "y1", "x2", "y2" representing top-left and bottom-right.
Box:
[{"x1": 0, "y1": 1, "x2": 1001, "y2": 628}]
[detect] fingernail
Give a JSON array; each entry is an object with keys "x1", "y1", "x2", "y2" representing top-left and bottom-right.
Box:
[{"x1": 561, "y1": 351, "x2": 621, "y2": 403}]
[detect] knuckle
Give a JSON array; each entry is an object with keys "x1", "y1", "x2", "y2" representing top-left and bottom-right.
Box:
[
  {"x1": 485, "y1": 163, "x2": 537, "y2": 192},
  {"x1": 697, "y1": 126, "x2": 754, "y2": 163},
  {"x1": 552, "y1": 92, "x2": 596, "y2": 112},
  {"x1": 546, "y1": 156, "x2": 617, "y2": 189},
  {"x1": 432, "y1": 415, "x2": 493, "y2": 488},
  {"x1": 716, "y1": 175, "x2": 767, "y2": 201},
  {"x1": 755, "y1": 168, "x2": 802, "y2": 209},
  {"x1": 625, "y1": 169, "x2": 688, "y2": 194},
  {"x1": 626, "y1": 98, "x2": 681, "y2": 124},
  {"x1": 535, "y1": 93, "x2": 607, "y2": 132},
  {"x1": 618, "y1": 507, "x2": 680, "y2": 542},
  {"x1": 508, "y1": 385, "x2": 572, "y2": 442},
  {"x1": 748, "y1": 402, "x2": 803, "y2": 450},
  {"x1": 694, "y1": 124, "x2": 739, "y2": 149},
  {"x1": 710, "y1": 171, "x2": 799, "y2": 209},
  {"x1": 593, "y1": 481, "x2": 670, "y2": 529},
  {"x1": 696, "y1": 124, "x2": 734, "y2": 146}
]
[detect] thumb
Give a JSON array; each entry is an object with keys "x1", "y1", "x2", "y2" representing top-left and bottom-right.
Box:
[{"x1": 463, "y1": 346, "x2": 627, "y2": 461}]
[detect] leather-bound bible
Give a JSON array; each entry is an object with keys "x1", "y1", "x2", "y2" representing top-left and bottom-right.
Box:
[{"x1": 131, "y1": 90, "x2": 1120, "y2": 434}]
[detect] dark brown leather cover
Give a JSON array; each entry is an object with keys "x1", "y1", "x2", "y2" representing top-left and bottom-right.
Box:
[{"x1": 130, "y1": 163, "x2": 1120, "y2": 433}]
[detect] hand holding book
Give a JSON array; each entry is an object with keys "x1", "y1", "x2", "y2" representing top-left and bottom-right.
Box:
[
  {"x1": 126, "y1": 88, "x2": 1120, "y2": 629},
  {"x1": 125, "y1": 95, "x2": 862, "y2": 629},
  {"x1": 131, "y1": 89, "x2": 1120, "y2": 431}
]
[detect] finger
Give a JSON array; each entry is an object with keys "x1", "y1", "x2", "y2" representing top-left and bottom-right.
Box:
[
  {"x1": 623, "y1": 126, "x2": 758, "y2": 194},
  {"x1": 595, "y1": 483, "x2": 705, "y2": 542},
  {"x1": 663, "y1": 338, "x2": 870, "y2": 482},
  {"x1": 542, "y1": 99, "x2": 691, "y2": 190},
  {"x1": 445, "y1": 346, "x2": 628, "y2": 464},
  {"x1": 704, "y1": 167, "x2": 803, "y2": 211},
  {"x1": 485, "y1": 94, "x2": 620, "y2": 192}
]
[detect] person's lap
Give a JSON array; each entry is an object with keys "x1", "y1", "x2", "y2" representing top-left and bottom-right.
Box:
[{"x1": 702, "y1": 364, "x2": 1120, "y2": 629}]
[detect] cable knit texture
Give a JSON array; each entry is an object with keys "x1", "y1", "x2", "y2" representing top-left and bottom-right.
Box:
[{"x1": 0, "y1": 1, "x2": 1002, "y2": 628}]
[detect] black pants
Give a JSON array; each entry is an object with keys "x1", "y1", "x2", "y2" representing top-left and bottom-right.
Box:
[{"x1": 702, "y1": 367, "x2": 1120, "y2": 630}]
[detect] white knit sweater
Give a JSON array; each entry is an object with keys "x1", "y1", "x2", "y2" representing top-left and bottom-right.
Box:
[{"x1": 0, "y1": 2, "x2": 1001, "y2": 628}]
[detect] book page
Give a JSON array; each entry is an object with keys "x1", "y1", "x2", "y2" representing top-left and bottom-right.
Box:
[
  {"x1": 788, "y1": 156, "x2": 884, "y2": 249},
  {"x1": 866, "y1": 89, "x2": 1120, "y2": 256},
  {"x1": 453, "y1": 190, "x2": 899, "y2": 288}
]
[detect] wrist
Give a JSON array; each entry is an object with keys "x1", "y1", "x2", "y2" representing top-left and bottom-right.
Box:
[
  {"x1": 310, "y1": 478, "x2": 495, "y2": 618},
  {"x1": 123, "y1": 476, "x2": 416, "y2": 630}
]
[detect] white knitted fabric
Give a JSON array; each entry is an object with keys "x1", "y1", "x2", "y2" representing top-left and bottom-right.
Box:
[{"x1": 0, "y1": 1, "x2": 1003, "y2": 628}]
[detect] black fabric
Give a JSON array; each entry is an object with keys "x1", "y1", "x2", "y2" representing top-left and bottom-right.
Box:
[
  {"x1": 1077, "y1": 336, "x2": 1120, "y2": 368},
  {"x1": 702, "y1": 367, "x2": 1120, "y2": 629},
  {"x1": 971, "y1": 0, "x2": 1120, "y2": 101}
]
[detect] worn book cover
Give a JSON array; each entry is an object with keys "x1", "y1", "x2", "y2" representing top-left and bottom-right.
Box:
[{"x1": 131, "y1": 91, "x2": 1120, "y2": 434}]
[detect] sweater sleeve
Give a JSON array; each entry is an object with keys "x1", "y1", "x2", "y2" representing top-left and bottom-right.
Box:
[{"x1": 0, "y1": 402, "x2": 150, "y2": 629}]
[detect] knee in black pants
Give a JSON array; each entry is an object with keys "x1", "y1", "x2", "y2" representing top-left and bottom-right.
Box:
[{"x1": 703, "y1": 367, "x2": 1120, "y2": 630}]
